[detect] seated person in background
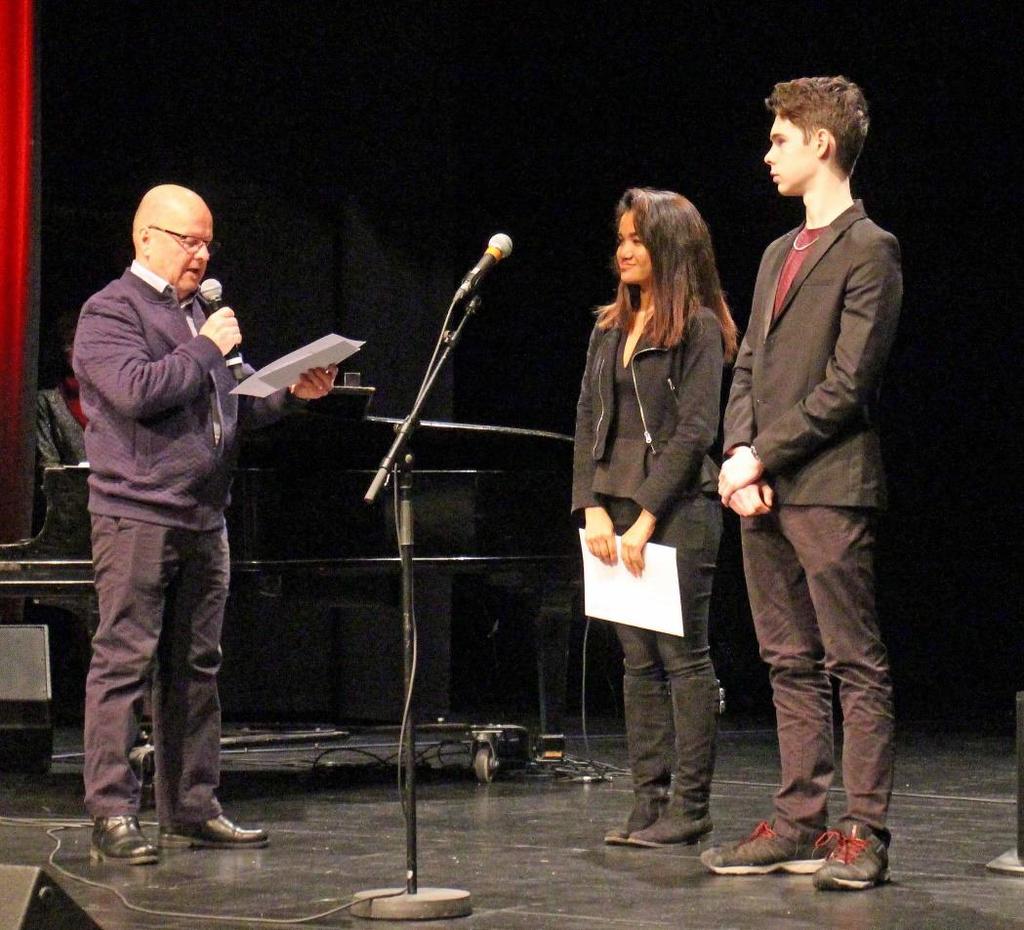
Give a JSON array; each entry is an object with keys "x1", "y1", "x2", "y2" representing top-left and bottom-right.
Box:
[
  {"x1": 36, "y1": 309, "x2": 88, "y2": 471},
  {"x1": 29, "y1": 309, "x2": 93, "y2": 717}
]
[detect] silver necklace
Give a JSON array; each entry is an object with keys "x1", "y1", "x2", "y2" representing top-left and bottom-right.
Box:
[{"x1": 793, "y1": 228, "x2": 818, "y2": 252}]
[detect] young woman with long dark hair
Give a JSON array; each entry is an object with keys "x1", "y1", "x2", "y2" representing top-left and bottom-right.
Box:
[{"x1": 572, "y1": 187, "x2": 737, "y2": 846}]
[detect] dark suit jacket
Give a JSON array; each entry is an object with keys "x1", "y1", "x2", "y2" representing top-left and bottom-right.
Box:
[{"x1": 723, "y1": 201, "x2": 902, "y2": 508}]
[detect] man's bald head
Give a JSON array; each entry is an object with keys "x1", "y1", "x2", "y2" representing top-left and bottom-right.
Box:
[{"x1": 133, "y1": 185, "x2": 215, "y2": 300}]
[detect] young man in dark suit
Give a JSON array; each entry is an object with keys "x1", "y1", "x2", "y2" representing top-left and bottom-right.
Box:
[{"x1": 701, "y1": 77, "x2": 902, "y2": 890}]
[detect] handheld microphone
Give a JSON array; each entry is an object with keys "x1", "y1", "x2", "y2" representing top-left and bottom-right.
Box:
[
  {"x1": 453, "y1": 233, "x2": 513, "y2": 303},
  {"x1": 199, "y1": 278, "x2": 245, "y2": 382}
]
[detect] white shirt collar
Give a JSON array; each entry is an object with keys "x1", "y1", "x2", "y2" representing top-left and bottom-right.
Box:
[{"x1": 130, "y1": 259, "x2": 174, "y2": 296}]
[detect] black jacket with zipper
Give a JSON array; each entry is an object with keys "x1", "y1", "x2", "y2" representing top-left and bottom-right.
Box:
[{"x1": 572, "y1": 305, "x2": 724, "y2": 518}]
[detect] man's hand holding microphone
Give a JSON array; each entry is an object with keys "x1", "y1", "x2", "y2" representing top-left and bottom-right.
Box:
[{"x1": 199, "y1": 305, "x2": 241, "y2": 357}]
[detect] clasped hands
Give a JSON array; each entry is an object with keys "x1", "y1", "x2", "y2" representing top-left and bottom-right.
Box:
[
  {"x1": 718, "y1": 445, "x2": 773, "y2": 516},
  {"x1": 584, "y1": 506, "x2": 656, "y2": 578},
  {"x1": 199, "y1": 306, "x2": 337, "y2": 399}
]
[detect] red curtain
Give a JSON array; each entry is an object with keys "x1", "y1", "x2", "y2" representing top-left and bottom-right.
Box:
[{"x1": 0, "y1": 0, "x2": 35, "y2": 543}]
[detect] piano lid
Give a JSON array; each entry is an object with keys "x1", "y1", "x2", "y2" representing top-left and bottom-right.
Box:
[{"x1": 240, "y1": 406, "x2": 573, "y2": 471}]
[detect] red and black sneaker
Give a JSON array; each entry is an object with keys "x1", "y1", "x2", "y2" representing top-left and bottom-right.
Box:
[
  {"x1": 700, "y1": 820, "x2": 835, "y2": 875},
  {"x1": 813, "y1": 820, "x2": 890, "y2": 891}
]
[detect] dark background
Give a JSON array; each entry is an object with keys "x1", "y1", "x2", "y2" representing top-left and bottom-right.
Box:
[{"x1": 33, "y1": 2, "x2": 1020, "y2": 728}]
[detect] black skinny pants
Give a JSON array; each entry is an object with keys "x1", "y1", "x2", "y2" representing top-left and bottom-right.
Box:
[{"x1": 601, "y1": 494, "x2": 721, "y2": 683}]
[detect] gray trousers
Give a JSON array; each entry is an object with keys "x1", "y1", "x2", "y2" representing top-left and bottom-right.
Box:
[
  {"x1": 83, "y1": 514, "x2": 228, "y2": 824},
  {"x1": 741, "y1": 505, "x2": 894, "y2": 842}
]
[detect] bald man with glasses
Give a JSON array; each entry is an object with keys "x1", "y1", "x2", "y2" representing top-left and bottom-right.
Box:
[{"x1": 74, "y1": 184, "x2": 336, "y2": 864}]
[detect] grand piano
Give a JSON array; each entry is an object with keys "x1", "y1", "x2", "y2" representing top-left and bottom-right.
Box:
[{"x1": 0, "y1": 394, "x2": 580, "y2": 725}]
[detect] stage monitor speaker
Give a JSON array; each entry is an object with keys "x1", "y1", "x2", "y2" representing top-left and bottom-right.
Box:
[
  {"x1": 0, "y1": 625, "x2": 53, "y2": 773},
  {"x1": 0, "y1": 865, "x2": 101, "y2": 929}
]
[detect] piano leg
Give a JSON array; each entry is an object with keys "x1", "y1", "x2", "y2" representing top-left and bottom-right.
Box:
[{"x1": 533, "y1": 578, "x2": 575, "y2": 734}]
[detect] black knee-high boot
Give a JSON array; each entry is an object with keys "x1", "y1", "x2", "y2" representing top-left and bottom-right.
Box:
[
  {"x1": 627, "y1": 674, "x2": 717, "y2": 847},
  {"x1": 604, "y1": 676, "x2": 672, "y2": 845}
]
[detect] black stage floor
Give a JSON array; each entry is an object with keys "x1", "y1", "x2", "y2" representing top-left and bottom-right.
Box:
[{"x1": 1, "y1": 721, "x2": 1021, "y2": 929}]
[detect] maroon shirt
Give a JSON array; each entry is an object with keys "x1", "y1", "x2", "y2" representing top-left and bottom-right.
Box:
[{"x1": 773, "y1": 226, "x2": 825, "y2": 317}]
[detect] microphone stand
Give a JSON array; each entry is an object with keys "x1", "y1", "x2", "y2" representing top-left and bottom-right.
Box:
[{"x1": 353, "y1": 295, "x2": 480, "y2": 921}]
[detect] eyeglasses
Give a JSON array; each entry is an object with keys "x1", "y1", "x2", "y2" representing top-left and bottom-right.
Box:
[{"x1": 147, "y1": 225, "x2": 220, "y2": 256}]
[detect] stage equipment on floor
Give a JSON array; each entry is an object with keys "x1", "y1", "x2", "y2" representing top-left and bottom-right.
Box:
[
  {"x1": 0, "y1": 625, "x2": 52, "y2": 774},
  {"x1": 986, "y1": 690, "x2": 1024, "y2": 874},
  {"x1": 0, "y1": 865, "x2": 101, "y2": 930},
  {"x1": 125, "y1": 726, "x2": 353, "y2": 788},
  {"x1": 469, "y1": 723, "x2": 532, "y2": 783}
]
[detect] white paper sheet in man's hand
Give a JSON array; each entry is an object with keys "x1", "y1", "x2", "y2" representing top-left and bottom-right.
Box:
[
  {"x1": 230, "y1": 334, "x2": 364, "y2": 397},
  {"x1": 578, "y1": 530, "x2": 684, "y2": 636}
]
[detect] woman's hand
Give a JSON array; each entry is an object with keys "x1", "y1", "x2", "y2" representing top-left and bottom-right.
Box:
[
  {"x1": 584, "y1": 506, "x2": 617, "y2": 566},
  {"x1": 621, "y1": 509, "x2": 657, "y2": 577}
]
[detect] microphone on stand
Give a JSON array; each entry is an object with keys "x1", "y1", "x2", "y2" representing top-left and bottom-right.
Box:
[
  {"x1": 453, "y1": 233, "x2": 513, "y2": 303},
  {"x1": 199, "y1": 278, "x2": 245, "y2": 382}
]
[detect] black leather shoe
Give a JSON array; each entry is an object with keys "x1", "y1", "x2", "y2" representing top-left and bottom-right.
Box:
[
  {"x1": 90, "y1": 815, "x2": 159, "y2": 865},
  {"x1": 159, "y1": 813, "x2": 269, "y2": 849}
]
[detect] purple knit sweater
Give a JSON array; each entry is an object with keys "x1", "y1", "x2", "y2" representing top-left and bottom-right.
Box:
[{"x1": 74, "y1": 269, "x2": 292, "y2": 530}]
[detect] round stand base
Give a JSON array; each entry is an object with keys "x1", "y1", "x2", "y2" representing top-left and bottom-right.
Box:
[
  {"x1": 351, "y1": 887, "x2": 472, "y2": 920},
  {"x1": 986, "y1": 849, "x2": 1024, "y2": 874}
]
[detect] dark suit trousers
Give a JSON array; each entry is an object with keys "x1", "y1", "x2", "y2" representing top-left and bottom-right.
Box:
[
  {"x1": 84, "y1": 515, "x2": 228, "y2": 824},
  {"x1": 741, "y1": 505, "x2": 893, "y2": 841}
]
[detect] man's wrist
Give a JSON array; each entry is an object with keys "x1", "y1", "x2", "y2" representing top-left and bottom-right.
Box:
[{"x1": 725, "y1": 443, "x2": 756, "y2": 459}]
